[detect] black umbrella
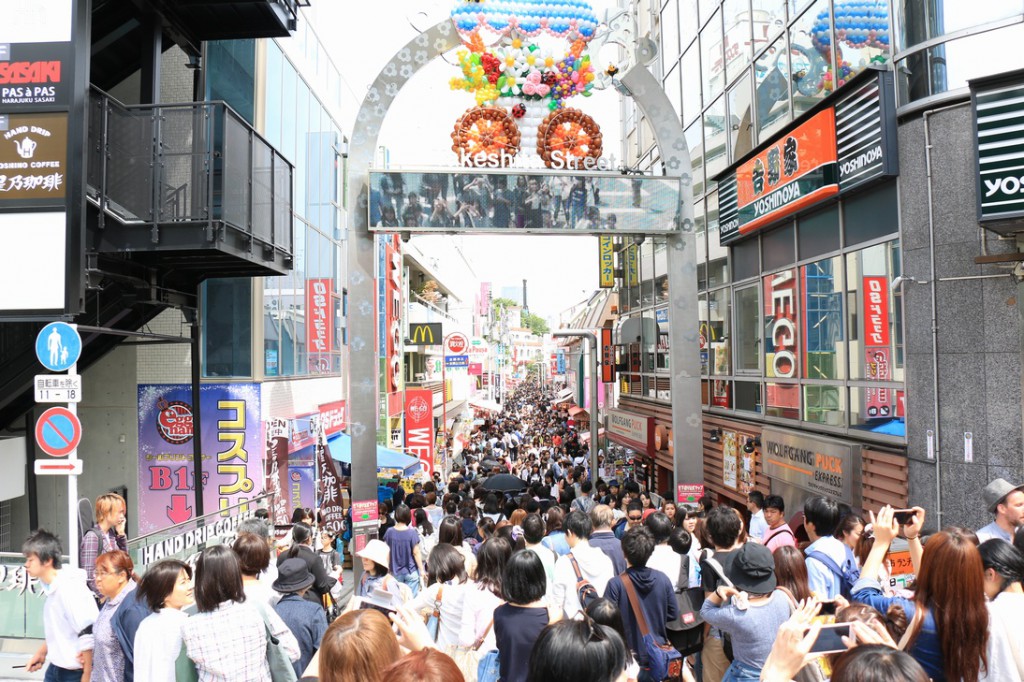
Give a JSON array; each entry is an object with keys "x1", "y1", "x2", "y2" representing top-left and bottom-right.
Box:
[{"x1": 481, "y1": 473, "x2": 527, "y2": 493}]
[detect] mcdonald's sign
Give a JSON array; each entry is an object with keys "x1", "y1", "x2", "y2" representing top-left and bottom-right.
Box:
[{"x1": 407, "y1": 322, "x2": 442, "y2": 346}]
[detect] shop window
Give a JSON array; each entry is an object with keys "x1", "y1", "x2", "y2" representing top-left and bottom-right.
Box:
[
  {"x1": 709, "y1": 288, "x2": 732, "y2": 375},
  {"x1": 802, "y1": 256, "x2": 845, "y2": 380},
  {"x1": 764, "y1": 268, "x2": 800, "y2": 379},
  {"x1": 798, "y1": 204, "x2": 840, "y2": 259},
  {"x1": 203, "y1": 278, "x2": 252, "y2": 378},
  {"x1": 754, "y1": 34, "x2": 791, "y2": 144},
  {"x1": 735, "y1": 380, "x2": 762, "y2": 412},
  {"x1": 790, "y1": 0, "x2": 832, "y2": 117},
  {"x1": 734, "y1": 284, "x2": 761, "y2": 372},
  {"x1": 766, "y1": 382, "x2": 800, "y2": 419},
  {"x1": 762, "y1": 223, "x2": 795, "y2": 271},
  {"x1": 711, "y1": 379, "x2": 733, "y2": 408},
  {"x1": 850, "y1": 387, "x2": 905, "y2": 437},
  {"x1": 656, "y1": 309, "x2": 671, "y2": 372},
  {"x1": 727, "y1": 71, "x2": 754, "y2": 162},
  {"x1": 655, "y1": 240, "x2": 669, "y2": 303},
  {"x1": 641, "y1": 241, "x2": 657, "y2": 307},
  {"x1": 699, "y1": 294, "x2": 710, "y2": 375},
  {"x1": 846, "y1": 241, "x2": 902, "y2": 382},
  {"x1": 732, "y1": 237, "x2": 760, "y2": 281},
  {"x1": 804, "y1": 385, "x2": 845, "y2": 426},
  {"x1": 844, "y1": 183, "x2": 897, "y2": 247},
  {"x1": 702, "y1": 8, "x2": 725, "y2": 103},
  {"x1": 263, "y1": 276, "x2": 282, "y2": 377}
]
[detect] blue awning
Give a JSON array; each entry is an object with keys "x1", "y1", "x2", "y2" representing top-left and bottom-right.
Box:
[{"x1": 327, "y1": 433, "x2": 421, "y2": 474}]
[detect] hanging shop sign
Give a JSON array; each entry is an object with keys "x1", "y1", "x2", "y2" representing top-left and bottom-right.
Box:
[
  {"x1": 408, "y1": 322, "x2": 442, "y2": 345},
  {"x1": 306, "y1": 278, "x2": 333, "y2": 373},
  {"x1": 600, "y1": 327, "x2": 616, "y2": 383},
  {"x1": 0, "y1": 41, "x2": 75, "y2": 108},
  {"x1": 606, "y1": 408, "x2": 655, "y2": 454},
  {"x1": 598, "y1": 236, "x2": 615, "y2": 288},
  {"x1": 0, "y1": 112, "x2": 68, "y2": 201},
  {"x1": 625, "y1": 243, "x2": 639, "y2": 286},
  {"x1": 719, "y1": 68, "x2": 898, "y2": 245},
  {"x1": 761, "y1": 427, "x2": 861, "y2": 503},
  {"x1": 405, "y1": 388, "x2": 434, "y2": 478},
  {"x1": 971, "y1": 70, "x2": 1024, "y2": 225}
]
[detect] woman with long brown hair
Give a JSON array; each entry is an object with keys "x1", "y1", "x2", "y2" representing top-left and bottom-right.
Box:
[
  {"x1": 854, "y1": 506, "x2": 989, "y2": 682},
  {"x1": 773, "y1": 545, "x2": 813, "y2": 603}
]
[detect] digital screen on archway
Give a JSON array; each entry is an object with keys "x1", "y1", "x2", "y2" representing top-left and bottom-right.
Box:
[{"x1": 368, "y1": 170, "x2": 681, "y2": 234}]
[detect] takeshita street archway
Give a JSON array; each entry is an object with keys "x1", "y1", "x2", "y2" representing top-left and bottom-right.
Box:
[{"x1": 345, "y1": 3, "x2": 703, "y2": 555}]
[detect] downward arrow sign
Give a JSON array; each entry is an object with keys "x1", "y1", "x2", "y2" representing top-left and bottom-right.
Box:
[{"x1": 167, "y1": 494, "x2": 193, "y2": 524}]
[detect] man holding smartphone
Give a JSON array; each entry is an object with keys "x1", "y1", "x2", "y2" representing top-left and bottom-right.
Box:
[{"x1": 977, "y1": 478, "x2": 1024, "y2": 544}]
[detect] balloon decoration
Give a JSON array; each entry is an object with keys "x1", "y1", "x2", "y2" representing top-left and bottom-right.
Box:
[
  {"x1": 810, "y1": 0, "x2": 890, "y2": 93},
  {"x1": 451, "y1": 105, "x2": 522, "y2": 166},
  {"x1": 448, "y1": 0, "x2": 604, "y2": 167},
  {"x1": 537, "y1": 107, "x2": 602, "y2": 168}
]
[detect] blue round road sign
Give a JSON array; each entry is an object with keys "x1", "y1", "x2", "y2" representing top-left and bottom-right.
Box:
[
  {"x1": 35, "y1": 406, "x2": 82, "y2": 457},
  {"x1": 35, "y1": 322, "x2": 82, "y2": 372}
]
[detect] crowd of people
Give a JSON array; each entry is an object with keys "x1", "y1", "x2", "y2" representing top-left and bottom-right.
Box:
[{"x1": 20, "y1": 381, "x2": 1024, "y2": 682}]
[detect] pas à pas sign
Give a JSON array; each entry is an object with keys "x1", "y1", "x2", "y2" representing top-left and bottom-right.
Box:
[{"x1": 460, "y1": 148, "x2": 619, "y2": 170}]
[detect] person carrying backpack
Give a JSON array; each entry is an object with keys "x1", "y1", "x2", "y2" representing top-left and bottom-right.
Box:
[
  {"x1": 802, "y1": 497, "x2": 859, "y2": 600},
  {"x1": 570, "y1": 480, "x2": 596, "y2": 515},
  {"x1": 552, "y1": 511, "x2": 613, "y2": 619}
]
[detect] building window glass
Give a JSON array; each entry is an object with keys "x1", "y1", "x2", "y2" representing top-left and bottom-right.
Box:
[
  {"x1": 804, "y1": 385, "x2": 844, "y2": 425},
  {"x1": 790, "y1": 0, "x2": 832, "y2": 117},
  {"x1": 754, "y1": 0, "x2": 787, "y2": 43},
  {"x1": 764, "y1": 268, "x2": 799, "y2": 379},
  {"x1": 727, "y1": 70, "x2": 754, "y2": 162},
  {"x1": 803, "y1": 255, "x2": 845, "y2": 380},
  {"x1": 724, "y1": 0, "x2": 753, "y2": 83},
  {"x1": 837, "y1": 0, "x2": 892, "y2": 82},
  {"x1": 265, "y1": 43, "x2": 283, "y2": 149},
  {"x1": 686, "y1": 119, "x2": 705, "y2": 196},
  {"x1": 709, "y1": 287, "x2": 732, "y2": 375},
  {"x1": 846, "y1": 241, "x2": 903, "y2": 382},
  {"x1": 665, "y1": 64, "x2": 683, "y2": 120},
  {"x1": 734, "y1": 284, "x2": 761, "y2": 372},
  {"x1": 755, "y1": 33, "x2": 792, "y2": 143},
  {"x1": 899, "y1": 0, "x2": 1021, "y2": 49},
  {"x1": 641, "y1": 240, "x2": 657, "y2": 307},
  {"x1": 682, "y1": 45, "x2": 703, "y2": 126},
  {"x1": 735, "y1": 379, "x2": 762, "y2": 412},
  {"x1": 203, "y1": 278, "x2": 252, "y2": 378},
  {"x1": 663, "y1": 0, "x2": 682, "y2": 62},
  {"x1": 707, "y1": 212, "x2": 730, "y2": 287},
  {"x1": 700, "y1": 294, "x2": 710, "y2": 375},
  {"x1": 798, "y1": 203, "x2": 840, "y2": 259},
  {"x1": 207, "y1": 40, "x2": 256, "y2": 124},
  {"x1": 704, "y1": 95, "x2": 728, "y2": 183},
  {"x1": 655, "y1": 240, "x2": 669, "y2": 304},
  {"x1": 733, "y1": 236, "x2": 760, "y2": 281},
  {"x1": 656, "y1": 308, "x2": 671, "y2": 372},
  {"x1": 843, "y1": 180, "x2": 898, "y2": 246},
  {"x1": 702, "y1": 8, "x2": 725, "y2": 102},
  {"x1": 850, "y1": 387, "x2": 905, "y2": 436},
  {"x1": 762, "y1": 223, "x2": 795, "y2": 271},
  {"x1": 681, "y1": 0, "x2": 701, "y2": 49},
  {"x1": 767, "y1": 382, "x2": 801, "y2": 419}
]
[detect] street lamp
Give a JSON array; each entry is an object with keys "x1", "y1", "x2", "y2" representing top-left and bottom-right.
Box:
[{"x1": 552, "y1": 329, "x2": 599, "y2": 484}]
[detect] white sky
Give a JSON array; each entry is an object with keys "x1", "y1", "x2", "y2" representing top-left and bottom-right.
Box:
[{"x1": 306, "y1": 0, "x2": 625, "y2": 321}]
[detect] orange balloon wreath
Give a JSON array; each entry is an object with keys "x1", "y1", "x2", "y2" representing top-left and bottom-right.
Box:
[
  {"x1": 537, "y1": 108, "x2": 603, "y2": 169},
  {"x1": 451, "y1": 106, "x2": 521, "y2": 167}
]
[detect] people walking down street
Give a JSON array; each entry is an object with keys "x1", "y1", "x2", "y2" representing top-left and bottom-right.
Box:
[
  {"x1": 383, "y1": 504, "x2": 426, "y2": 596},
  {"x1": 590, "y1": 504, "x2": 628, "y2": 575},
  {"x1": 761, "y1": 496, "x2": 796, "y2": 553},
  {"x1": 542, "y1": 506, "x2": 571, "y2": 557},
  {"x1": 234, "y1": 532, "x2": 281, "y2": 608},
  {"x1": 90, "y1": 551, "x2": 139, "y2": 682},
  {"x1": 354, "y1": 539, "x2": 404, "y2": 603},
  {"x1": 522, "y1": 512, "x2": 557, "y2": 598},
  {"x1": 273, "y1": 558, "x2": 329, "y2": 677},
  {"x1": 853, "y1": 506, "x2": 989, "y2": 682},
  {"x1": 977, "y1": 539, "x2": 1024, "y2": 681},
  {"x1": 278, "y1": 522, "x2": 338, "y2": 606},
  {"x1": 182, "y1": 545, "x2": 296, "y2": 682},
  {"x1": 552, "y1": 510, "x2": 614, "y2": 620},
  {"x1": 415, "y1": 508, "x2": 439, "y2": 569},
  {"x1": 604, "y1": 525, "x2": 679, "y2": 680},
  {"x1": 772, "y1": 545, "x2": 813, "y2": 603},
  {"x1": 746, "y1": 491, "x2": 769, "y2": 543},
  {"x1": 527, "y1": 619, "x2": 632, "y2": 682},
  {"x1": 81, "y1": 492, "x2": 129, "y2": 598},
  {"x1": 23, "y1": 528, "x2": 99, "y2": 681},
  {"x1": 835, "y1": 514, "x2": 866, "y2": 557},
  {"x1": 802, "y1": 497, "x2": 856, "y2": 600},
  {"x1": 699, "y1": 505, "x2": 744, "y2": 682},
  {"x1": 645, "y1": 512, "x2": 682, "y2": 587},
  {"x1": 977, "y1": 478, "x2": 1024, "y2": 544},
  {"x1": 494, "y1": 549, "x2": 561, "y2": 682},
  {"x1": 408, "y1": 544, "x2": 475, "y2": 651},
  {"x1": 438, "y1": 515, "x2": 478, "y2": 578},
  {"x1": 133, "y1": 559, "x2": 194, "y2": 682},
  {"x1": 459, "y1": 536, "x2": 512, "y2": 680},
  {"x1": 312, "y1": 609, "x2": 402, "y2": 682}
]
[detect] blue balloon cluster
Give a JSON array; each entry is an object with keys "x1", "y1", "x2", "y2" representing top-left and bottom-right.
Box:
[
  {"x1": 452, "y1": 0, "x2": 600, "y2": 39},
  {"x1": 811, "y1": 0, "x2": 890, "y2": 51}
]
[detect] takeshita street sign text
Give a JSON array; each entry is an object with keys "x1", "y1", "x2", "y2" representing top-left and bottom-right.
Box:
[
  {"x1": 369, "y1": 169, "x2": 681, "y2": 235},
  {"x1": 717, "y1": 67, "x2": 898, "y2": 246}
]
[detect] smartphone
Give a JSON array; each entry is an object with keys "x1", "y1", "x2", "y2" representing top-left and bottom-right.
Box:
[
  {"x1": 818, "y1": 600, "x2": 838, "y2": 616},
  {"x1": 807, "y1": 623, "x2": 853, "y2": 654},
  {"x1": 364, "y1": 602, "x2": 397, "y2": 618},
  {"x1": 892, "y1": 509, "x2": 918, "y2": 525}
]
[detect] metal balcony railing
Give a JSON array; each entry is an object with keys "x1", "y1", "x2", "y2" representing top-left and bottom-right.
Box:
[{"x1": 87, "y1": 87, "x2": 293, "y2": 258}]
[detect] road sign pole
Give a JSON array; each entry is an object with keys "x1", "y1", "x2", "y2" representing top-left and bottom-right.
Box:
[{"x1": 67, "y1": 324, "x2": 78, "y2": 569}]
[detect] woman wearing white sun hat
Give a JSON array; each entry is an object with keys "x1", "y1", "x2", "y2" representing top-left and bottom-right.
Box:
[{"x1": 355, "y1": 539, "x2": 404, "y2": 603}]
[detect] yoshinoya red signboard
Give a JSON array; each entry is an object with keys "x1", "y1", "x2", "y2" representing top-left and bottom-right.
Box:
[
  {"x1": 306, "y1": 278, "x2": 333, "y2": 372},
  {"x1": 863, "y1": 276, "x2": 890, "y2": 346},
  {"x1": 405, "y1": 388, "x2": 434, "y2": 477}
]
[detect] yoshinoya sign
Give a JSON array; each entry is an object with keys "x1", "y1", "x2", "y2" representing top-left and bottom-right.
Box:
[
  {"x1": 719, "y1": 68, "x2": 898, "y2": 245},
  {"x1": 761, "y1": 427, "x2": 861, "y2": 503},
  {"x1": 971, "y1": 70, "x2": 1024, "y2": 224},
  {"x1": 606, "y1": 408, "x2": 655, "y2": 453}
]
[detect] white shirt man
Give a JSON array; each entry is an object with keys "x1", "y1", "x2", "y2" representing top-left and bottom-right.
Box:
[
  {"x1": 977, "y1": 478, "x2": 1024, "y2": 544},
  {"x1": 746, "y1": 491, "x2": 769, "y2": 542},
  {"x1": 552, "y1": 514, "x2": 613, "y2": 619}
]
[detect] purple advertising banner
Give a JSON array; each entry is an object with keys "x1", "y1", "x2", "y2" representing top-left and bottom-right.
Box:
[
  {"x1": 138, "y1": 384, "x2": 262, "y2": 535},
  {"x1": 289, "y1": 464, "x2": 315, "y2": 516}
]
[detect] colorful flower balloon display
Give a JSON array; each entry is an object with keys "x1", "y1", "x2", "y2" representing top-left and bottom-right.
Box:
[
  {"x1": 451, "y1": 0, "x2": 600, "y2": 43},
  {"x1": 811, "y1": 0, "x2": 890, "y2": 53}
]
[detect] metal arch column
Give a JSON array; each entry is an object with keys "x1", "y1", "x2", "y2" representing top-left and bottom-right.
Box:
[{"x1": 345, "y1": 21, "x2": 703, "y2": 580}]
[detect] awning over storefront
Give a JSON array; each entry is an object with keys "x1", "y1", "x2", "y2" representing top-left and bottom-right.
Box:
[
  {"x1": 579, "y1": 428, "x2": 606, "y2": 443},
  {"x1": 568, "y1": 406, "x2": 588, "y2": 418},
  {"x1": 469, "y1": 397, "x2": 502, "y2": 413},
  {"x1": 553, "y1": 387, "x2": 573, "y2": 401},
  {"x1": 327, "y1": 433, "x2": 421, "y2": 474},
  {"x1": 434, "y1": 399, "x2": 467, "y2": 420}
]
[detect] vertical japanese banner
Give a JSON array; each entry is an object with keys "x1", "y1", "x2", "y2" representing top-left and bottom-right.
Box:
[
  {"x1": 138, "y1": 384, "x2": 261, "y2": 535},
  {"x1": 863, "y1": 276, "x2": 891, "y2": 418},
  {"x1": 289, "y1": 465, "x2": 315, "y2": 514},
  {"x1": 601, "y1": 327, "x2": 616, "y2": 383},
  {"x1": 265, "y1": 417, "x2": 291, "y2": 532},
  {"x1": 625, "y1": 243, "x2": 639, "y2": 287},
  {"x1": 315, "y1": 432, "x2": 345, "y2": 535},
  {"x1": 598, "y1": 236, "x2": 615, "y2": 288},
  {"x1": 404, "y1": 388, "x2": 434, "y2": 478},
  {"x1": 721, "y1": 430, "x2": 738, "y2": 490},
  {"x1": 306, "y1": 278, "x2": 333, "y2": 374}
]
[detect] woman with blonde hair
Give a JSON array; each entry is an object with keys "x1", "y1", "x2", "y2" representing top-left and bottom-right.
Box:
[
  {"x1": 81, "y1": 493, "x2": 128, "y2": 597},
  {"x1": 314, "y1": 609, "x2": 401, "y2": 682}
]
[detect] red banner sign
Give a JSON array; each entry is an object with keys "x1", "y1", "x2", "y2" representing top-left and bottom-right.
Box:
[
  {"x1": 864, "y1": 347, "x2": 892, "y2": 418},
  {"x1": 863, "y1": 276, "x2": 890, "y2": 346},
  {"x1": 764, "y1": 269, "x2": 798, "y2": 378},
  {"x1": 306, "y1": 278, "x2": 333, "y2": 372},
  {"x1": 601, "y1": 328, "x2": 616, "y2": 383},
  {"x1": 405, "y1": 389, "x2": 434, "y2": 477},
  {"x1": 386, "y1": 238, "x2": 403, "y2": 395}
]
